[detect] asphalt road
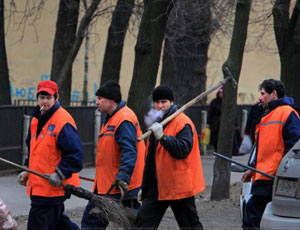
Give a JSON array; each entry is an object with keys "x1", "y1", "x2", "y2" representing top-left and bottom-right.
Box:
[{"x1": 0, "y1": 154, "x2": 249, "y2": 217}]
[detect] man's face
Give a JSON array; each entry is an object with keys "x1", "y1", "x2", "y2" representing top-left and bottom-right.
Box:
[
  {"x1": 259, "y1": 88, "x2": 276, "y2": 108},
  {"x1": 96, "y1": 96, "x2": 113, "y2": 113},
  {"x1": 153, "y1": 99, "x2": 173, "y2": 112},
  {"x1": 38, "y1": 94, "x2": 56, "y2": 112}
]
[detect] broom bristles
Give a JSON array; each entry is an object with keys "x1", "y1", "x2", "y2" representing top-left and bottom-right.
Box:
[
  {"x1": 91, "y1": 195, "x2": 132, "y2": 228},
  {"x1": 63, "y1": 184, "x2": 132, "y2": 227}
]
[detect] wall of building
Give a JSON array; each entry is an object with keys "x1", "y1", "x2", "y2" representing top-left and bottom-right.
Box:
[{"x1": 6, "y1": 1, "x2": 280, "y2": 105}]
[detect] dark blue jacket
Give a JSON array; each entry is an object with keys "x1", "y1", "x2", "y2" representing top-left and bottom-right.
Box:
[
  {"x1": 25, "y1": 101, "x2": 83, "y2": 179},
  {"x1": 103, "y1": 100, "x2": 140, "y2": 199}
]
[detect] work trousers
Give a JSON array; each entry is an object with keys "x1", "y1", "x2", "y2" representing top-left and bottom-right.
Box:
[
  {"x1": 134, "y1": 196, "x2": 203, "y2": 229},
  {"x1": 242, "y1": 194, "x2": 272, "y2": 229},
  {"x1": 81, "y1": 198, "x2": 140, "y2": 229},
  {"x1": 27, "y1": 200, "x2": 79, "y2": 230}
]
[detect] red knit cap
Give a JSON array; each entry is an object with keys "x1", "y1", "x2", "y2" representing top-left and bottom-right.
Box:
[{"x1": 37, "y1": 80, "x2": 58, "y2": 95}]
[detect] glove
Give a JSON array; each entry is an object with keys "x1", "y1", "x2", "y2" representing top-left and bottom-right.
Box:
[
  {"x1": 113, "y1": 179, "x2": 128, "y2": 193},
  {"x1": 49, "y1": 173, "x2": 62, "y2": 187},
  {"x1": 137, "y1": 189, "x2": 142, "y2": 202},
  {"x1": 149, "y1": 122, "x2": 164, "y2": 140},
  {"x1": 17, "y1": 171, "x2": 28, "y2": 186}
]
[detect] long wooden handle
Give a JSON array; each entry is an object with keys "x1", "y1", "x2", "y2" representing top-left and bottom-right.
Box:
[
  {"x1": 138, "y1": 77, "x2": 231, "y2": 141},
  {"x1": 79, "y1": 176, "x2": 94, "y2": 182},
  {"x1": 0, "y1": 157, "x2": 49, "y2": 180},
  {"x1": 0, "y1": 157, "x2": 96, "y2": 184}
]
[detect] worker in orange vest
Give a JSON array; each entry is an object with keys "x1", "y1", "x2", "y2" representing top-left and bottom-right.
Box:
[
  {"x1": 17, "y1": 80, "x2": 83, "y2": 230},
  {"x1": 81, "y1": 80, "x2": 145, "y2": 229},
  {"x1": 241, "y1": 79, "x2": 300, "y2": 228},
  {"x1": 135, "y1": 85, "x2": 205, "y2": 229}
]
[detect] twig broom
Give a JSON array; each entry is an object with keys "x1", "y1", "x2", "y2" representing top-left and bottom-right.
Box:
[{"x1": 0, "y1": 157, "x2": 132, "y2": 228}]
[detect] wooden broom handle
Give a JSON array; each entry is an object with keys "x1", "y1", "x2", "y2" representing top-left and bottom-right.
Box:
[
  {"x1": 0, "y1": 157, "x2": 49, "y2": 180},
  {"x1": 0, "y1": 157, "x2": 94, "y2": 182}
]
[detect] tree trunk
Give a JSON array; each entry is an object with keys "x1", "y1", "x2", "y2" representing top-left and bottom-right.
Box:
[
  {"x1": 211, "y1": 0, "x2": 251, "y2": 201},
  {"x1": 273, "y1": 0, "x2": 300, "y2": 105},
  {"x1": 161, "y1": 0, "x2": 212, "y2": 106},
  {"x1": 0, "y1": 0, "x2": 11, "y2": 105},
  {"x1": 100, "y1": 0, "x2": 135, "y2": 85},
  {"x1": 56, "y1": 0, "x2": 101, "y2": 105},
  {"x1": 82, "y1": 0, "x2": 89, "y2": 105},
  {"x1": 51, "y1": 0, "x2": 80, "y2": 106},
  {"x1": 127, "y1": 0, "x2": 173, "y2": 130}
]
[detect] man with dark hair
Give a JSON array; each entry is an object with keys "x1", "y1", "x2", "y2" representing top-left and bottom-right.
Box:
[
  {"x1": 259, "y1": 79, "x2": 286, "y2": 99},
  {"x1": 17, "y1": 80, "x2": 83, "y2": 230},
  {"x1": 134, "y1": 85, "x2": 205, "y2": 229},
  {"x1": 242, "y1": 78, "x2": 300, "y2": 228},
  {"x1": 81, "y1": 80, "x2": 145, "y2": 229}
]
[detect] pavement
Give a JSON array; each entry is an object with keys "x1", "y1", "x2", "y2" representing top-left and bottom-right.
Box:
[{"x1": 0, "y1": 153, "x2": 249, "y2": 217}]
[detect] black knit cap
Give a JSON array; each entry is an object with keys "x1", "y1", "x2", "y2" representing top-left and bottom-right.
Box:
[
  {"x1": 96, "y1": 80, "x2": 122, "y2": 103},
  {"x1": 152, "y1": 85, "x2": 174, "y2": 102}
]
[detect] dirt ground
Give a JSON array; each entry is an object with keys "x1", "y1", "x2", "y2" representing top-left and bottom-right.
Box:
[{"x1": 14, "y1": 182, "x2": 243, "y2": 229}]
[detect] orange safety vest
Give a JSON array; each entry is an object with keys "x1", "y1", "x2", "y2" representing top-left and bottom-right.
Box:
[
  {"x1": 94, "y1": 105, "x2": 145, "y2": 194},
  {"x1": 27, "y1": 107, "x2": 80, "y2": 197},
  {"x1": 154, "y1": 113, "x2": 205, "y2": 200},
  {"x1": 254, "y1": 105, "x2": 298, "y2": 181}
]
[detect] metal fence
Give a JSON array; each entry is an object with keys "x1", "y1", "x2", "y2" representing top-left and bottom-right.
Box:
[
  {"x1": 13, "y1": 99, "x2": 96, "y2": 107},
  {"x1": 0, "y1": 105, "x2": 98, "y2": 172}
]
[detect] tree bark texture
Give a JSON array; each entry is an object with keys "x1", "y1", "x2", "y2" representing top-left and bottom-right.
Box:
[
  {"x1": 273, "y1": 0, "x2": 300, "y2": 105},
  {"x1": 211, "y1": 0, "x2": 251, "y2": 201},
  {"x1": 51, "y1": 0, "x2": 80, "y2": 106},
  {"x1": 100, "y1": 0, "x2": 134, "y2": 85},
  {"x1": 161, "y1": 0, "x2": 212, "y2": 106},
  {"x1": 56, "y1": 0, "x2": 101, "y2": 105},
  {"x1": 127, "y1": 0, "x2": 173, "y2": 130},
  {"x1": 0, "y1": 0, "x2": 11, "y2": 105}
]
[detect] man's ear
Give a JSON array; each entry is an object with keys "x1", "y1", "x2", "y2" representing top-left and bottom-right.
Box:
[
  {"x1": 271, "y1": 90, "x2": 278, "y2": 99},
  {"x1": 56, "y1": 94, "x2": 59, "y2": 101}
]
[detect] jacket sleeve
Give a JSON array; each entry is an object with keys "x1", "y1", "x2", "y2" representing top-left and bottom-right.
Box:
[
  {"x1": 56, "y1": 123, "x2": 83, "y2": 179},
  {"x1": 282, "y1": 111, "x2": 300, "y2": 153},
  {"x1": 115, "y1": 121, "x2": 137, "y2": 184},
  {"x1": 160, "y1": 124, "x2": 193, "y2": 159}
]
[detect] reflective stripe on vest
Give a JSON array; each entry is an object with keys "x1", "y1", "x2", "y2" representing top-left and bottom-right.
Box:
[
  {"x1": 94, "y1": 105, "x2": 145, "y2": 194},
  {"x1": 27, "y1": 107, "x2": 80, "y2": 197},
  {"x1": 155, "y1": 113, "x2": 205, "y2": 200},
  {"x1": 254, "y1": 105, "x2": 298, "y2": 182}
]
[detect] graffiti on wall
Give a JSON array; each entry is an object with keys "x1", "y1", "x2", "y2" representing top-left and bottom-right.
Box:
[
  {"x1": 238, "y1": 92, "x2": 256, "y2": 104},
  {"x1": 10, "y1": 74, "x2": 98, "y2": 102}
]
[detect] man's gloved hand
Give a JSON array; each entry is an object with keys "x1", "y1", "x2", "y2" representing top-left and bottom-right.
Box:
[
  {"x1": 49, "y1": 173, "x2": 62, "y2": 187},
  {"x1": 113, "y1": 179, "x2": 128, "y2": 193},
  {"x1": 137, "y1": 189, "x2": 142, "y2": 203},
  {"x1": 17, "y1": 171, "x2": 28, "y2": 186},
  {"x1": 149, "y1": 122, "x2": 164, "y2": 140}
]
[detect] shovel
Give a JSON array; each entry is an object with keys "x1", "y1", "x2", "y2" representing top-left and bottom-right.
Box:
[
  {"x1": 138, "y1": 71, "x2": 237, "y2": 141},
  {"x1": 0, "y1": 157, "x2": 132, "y2": 228}
]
